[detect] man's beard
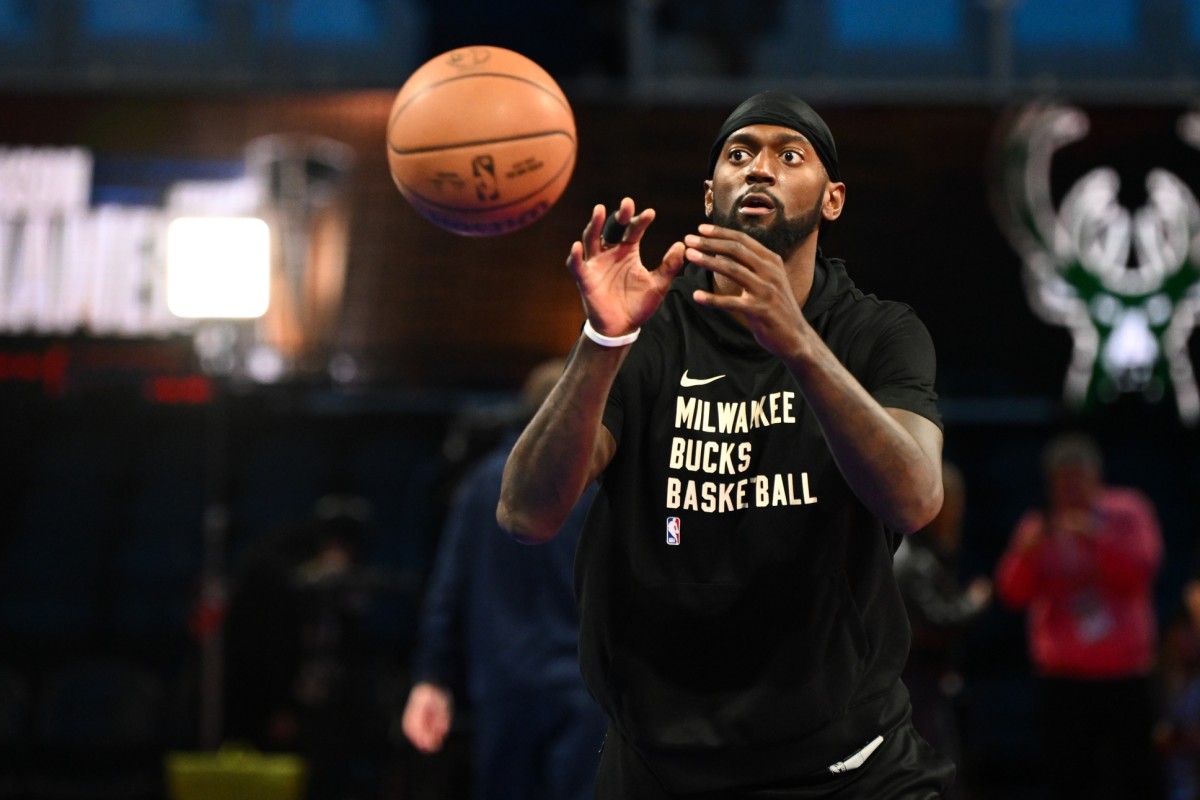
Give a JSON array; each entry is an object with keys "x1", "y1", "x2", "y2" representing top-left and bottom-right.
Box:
[{"x1": 711, "y1": 190, "x2": 823, "y2": 260}]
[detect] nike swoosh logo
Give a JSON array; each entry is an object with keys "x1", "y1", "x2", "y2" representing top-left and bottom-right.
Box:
[{"x1": 680, "y1": 370, "x2": 726, "y2": 387}]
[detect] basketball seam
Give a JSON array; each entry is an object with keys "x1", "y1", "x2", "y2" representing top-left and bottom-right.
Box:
[
  {"x1": 387, "y1": 72, "x2": 574, "y2": 142},
  {"x1": 388, "y1": 130, "x2": 574, "y2": 157}
]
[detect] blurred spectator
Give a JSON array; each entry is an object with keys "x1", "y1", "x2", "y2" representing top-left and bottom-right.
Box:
[
  {"x1": 893, "y1": 460, "x2": 991, "y2": 800},
  {"x1": 223, "y1": 493, "x2": 385, "y2": 799},
  {"x1": 995, "y1": 432, "x2": 1165, "y2": 800},
  {"x1": 1157, "y1": 579, "x2": 1200, "y2": 800},
  {"x1": 400, "y1": 359, "x2": 606, "y2": 800}
]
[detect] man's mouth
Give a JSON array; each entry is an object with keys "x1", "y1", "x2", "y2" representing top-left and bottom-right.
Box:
[{"x1": 737, "y1": 193, "x2": 776, "y2": 217}]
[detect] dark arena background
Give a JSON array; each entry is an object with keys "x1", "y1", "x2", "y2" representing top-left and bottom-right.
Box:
[{"x1": 2, "y1": 2, "x2": 1200, "y2": 799}]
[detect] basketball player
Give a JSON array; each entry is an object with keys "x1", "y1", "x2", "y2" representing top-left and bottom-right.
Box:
[{"x1": 498, "y1": 91, "x2": 954, "y2": 798}]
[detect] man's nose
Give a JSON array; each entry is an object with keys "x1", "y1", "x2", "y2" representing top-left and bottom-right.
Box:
[{"x1": 745, "y1": 152, "x2": 775, "y2": 182}]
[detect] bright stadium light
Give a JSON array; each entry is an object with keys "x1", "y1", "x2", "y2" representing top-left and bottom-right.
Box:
[{"x1": 166, "y1": 216, "x2": 270, "y2": 319}]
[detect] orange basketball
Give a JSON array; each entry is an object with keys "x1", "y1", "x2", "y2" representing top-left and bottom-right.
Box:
[{"x1": 386, "y1": 45, "x2": 577, "y2": 237}]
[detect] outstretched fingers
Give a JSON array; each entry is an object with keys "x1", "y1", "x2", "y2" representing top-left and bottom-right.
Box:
[
  {"x1": 566, "y1": 239, "x2": 586, "y2": 279},
  {"x1": 684, "y1": 239, "x2": 755, "y2": 296},
  {"x1": 684, "y1": 226, "x2": 762, "y2": 272},
  {"x1": 623, "y1": 205, "x2": 657, "y2": 245},
  {"x1": 581, "y1": 204, "x2": 608, "y2": 260},
  {"x1": 654, "y1": 240, "x2": 689, "y2": 287}
]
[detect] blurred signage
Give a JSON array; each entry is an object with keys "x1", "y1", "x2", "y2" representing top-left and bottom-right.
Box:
[
  {"x1": 0, "y1": 140, "x2": 355, "y2": 383},
  {"x1": 0, "y1": 146, "x2": 234, "y2": 338},
  {"x1": 992, "y1": 103, "x2": 1200, "y2": 425}
]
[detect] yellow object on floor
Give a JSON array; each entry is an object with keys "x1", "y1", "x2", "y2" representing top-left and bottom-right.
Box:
[{"x1": 164, "y1": 744, "x2": 307, "y2": 800}]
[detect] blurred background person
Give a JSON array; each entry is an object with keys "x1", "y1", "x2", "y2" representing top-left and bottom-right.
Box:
[
  {"x1": 400, "y1": 359, "x2": 606, "y2": 800},
  {"x1": 223, "y1": 493, "x2": 387, "y2": 800},
  {"x1": 1156, "y1": 578, "x2": 1200, "y2": 800},
  {"x1": 893, "y1": 460, "x2": 992, "y2": 800},
  {"x1": 995, "y1": 431, "x2": 1165, "y2": 800}
]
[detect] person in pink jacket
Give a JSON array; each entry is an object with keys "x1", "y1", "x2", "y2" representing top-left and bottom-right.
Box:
[{"x1": 996, "y1": 431, "x2": 1165, "y2": 800}]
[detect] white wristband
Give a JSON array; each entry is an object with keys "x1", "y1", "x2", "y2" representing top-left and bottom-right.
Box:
[{"x1": 583, "y1": 319, "x2": 640, "y2": 347}]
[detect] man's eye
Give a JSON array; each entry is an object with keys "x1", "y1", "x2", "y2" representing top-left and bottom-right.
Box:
[
  {"x1": 782, "y1": 150, "x2": 802, "y2": 164},
  {"x1": 729, "y1": 149, "x2": 748, "y2": 162}
]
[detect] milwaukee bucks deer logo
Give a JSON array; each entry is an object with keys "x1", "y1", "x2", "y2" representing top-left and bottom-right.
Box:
[{"x1": 992, "y1": 103, "x2": 1200, "y2": 424}]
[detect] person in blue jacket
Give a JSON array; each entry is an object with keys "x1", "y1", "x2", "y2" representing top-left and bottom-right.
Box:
[{"x1": 401, "y1": 359, "x2": 605, "y2": 800}]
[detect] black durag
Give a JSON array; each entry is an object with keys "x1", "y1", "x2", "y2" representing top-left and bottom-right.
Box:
[{"x1": 707, "y1": 91, "x2": 840, "y2": 182}]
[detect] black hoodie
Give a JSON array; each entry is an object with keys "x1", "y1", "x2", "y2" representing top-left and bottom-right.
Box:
[{"x1": 575, "y1": 256, "x2": 941, "y2": 793}]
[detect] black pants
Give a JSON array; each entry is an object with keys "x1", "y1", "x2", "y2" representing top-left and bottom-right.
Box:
[
  {"x1": 593, "y1": 721, "x2": 955, "y2": 799},
  {"x1": 1037, "y1": 675, "x2": 1166, "y2": 800}
]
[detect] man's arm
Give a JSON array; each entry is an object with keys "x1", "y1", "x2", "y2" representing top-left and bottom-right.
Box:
[
  {"x1": 785, "y1": 354, "x2": 944, "y2": 535},
  {"x1": 685, "y1": 224, "x2": 942, "y2": 533},
  {"x1": 410, "y1": 470, "x2": 479, "y2": 691},
  {"x1": 497, "y1": 339, "x2": 622, "y2": 543}
]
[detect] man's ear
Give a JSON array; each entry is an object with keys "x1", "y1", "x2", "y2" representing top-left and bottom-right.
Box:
[
  {"x1": 704, "y1": 179, "x2": 714, "y2": 218},
  {"x1": 823, "y1": 181, "x2": 846, "y2": 223}
]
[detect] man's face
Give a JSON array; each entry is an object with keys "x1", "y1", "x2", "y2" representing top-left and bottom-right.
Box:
[
  {"x1": 705, "y1": 124, "x2": 841, "y2": 259},
  {"x1": 1049, "y1": 463, "x2": 1102, "y2": 511}
]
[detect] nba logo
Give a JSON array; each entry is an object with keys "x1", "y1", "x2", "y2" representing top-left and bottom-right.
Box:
[
  {"x1": 472, "y1": 154, "x2": 500, "y2": 201},
  {"x1": 665, "y1": 517, "x2": 681, "y2": 546}
]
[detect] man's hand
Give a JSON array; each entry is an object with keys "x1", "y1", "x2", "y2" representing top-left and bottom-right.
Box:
[
  {"x1": 568, "y1": 197, "x2": 687, "y2": 339},
  {"x1": 400, "y1": 682, "x2": 453, "y2": 754},
  {"x1": 683, "y1": 224, "x2": 808, "y2": 358},
  {"x1": 966, "y1": 576, "x2": 994, "y2": 610}
]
